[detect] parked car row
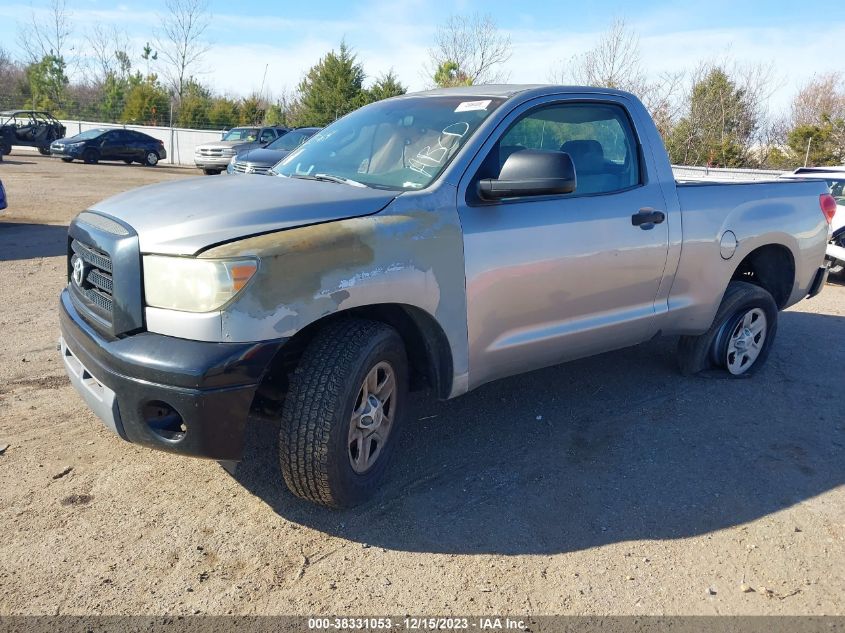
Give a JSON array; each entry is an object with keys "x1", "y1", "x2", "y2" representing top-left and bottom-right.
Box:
[{"x1": 226, "y1": 127, "x2": 321, "y2": 175}]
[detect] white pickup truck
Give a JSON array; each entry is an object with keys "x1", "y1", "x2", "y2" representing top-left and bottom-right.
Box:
[{"x1": 60, "y1": 85, "x2": 834, "y2": 507}]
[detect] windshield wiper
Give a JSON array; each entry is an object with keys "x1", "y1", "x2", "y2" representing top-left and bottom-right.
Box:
[{"x1": 288, "y1": 173, "x2": 367, "y2": 188}]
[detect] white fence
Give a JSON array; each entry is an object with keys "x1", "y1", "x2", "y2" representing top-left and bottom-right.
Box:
[
  {"x1": 672, "y1": 165, "x2": 786, "y2": 182},
  {"x1": 59, "y1": 119, "x2": 226, "y2": 166}
]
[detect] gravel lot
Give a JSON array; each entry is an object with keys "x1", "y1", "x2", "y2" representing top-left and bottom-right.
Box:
[{"x1": 0, "y1": 154, "x2": 843, "y2": 617}]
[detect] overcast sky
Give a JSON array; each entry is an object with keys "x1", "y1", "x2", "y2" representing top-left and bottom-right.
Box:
[{"x1": 1, "y1": 0, "x2": 843, "y2": 115}]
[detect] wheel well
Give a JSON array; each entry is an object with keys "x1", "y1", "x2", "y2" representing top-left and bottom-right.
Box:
[
  {"x1": 251, "y1": 304, "x2": 454, "y2": 417},
  {"x1": 730, "y1": 244, "x2": 795, "y2": 309}
]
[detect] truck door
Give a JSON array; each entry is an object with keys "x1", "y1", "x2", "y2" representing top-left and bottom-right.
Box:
[{"x1": 457, "y1": 98, "x2": 670, "y2": 388}]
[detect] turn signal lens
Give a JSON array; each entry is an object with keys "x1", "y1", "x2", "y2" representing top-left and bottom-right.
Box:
[
  {"x1": 231, "y1": 264, "x2": 257, "y2": 291},
  {"x1": 820, "y1": 194, "x2": 837, "y2": 224}
]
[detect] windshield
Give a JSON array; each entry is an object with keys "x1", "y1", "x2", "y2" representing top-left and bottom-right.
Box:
[
  {"x1": 267, "y1": 129, "x2": 316, "y2": 152},
  {"x1": 69, "y1": 129, "x2": 109, "y2": 141},
  {"x1": 222, "y1": 128, "x2": 258, "y2": 142},
  {"x1": 274, "y1": 96, "x2": 505, "y2": 190}
]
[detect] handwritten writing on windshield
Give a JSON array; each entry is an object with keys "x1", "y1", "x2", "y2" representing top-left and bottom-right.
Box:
[{"x1": 408, "y1": 122, "x2": 470, "y2": 178}]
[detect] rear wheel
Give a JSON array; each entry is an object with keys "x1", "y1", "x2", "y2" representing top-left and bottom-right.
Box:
[
  {"x1": 678, "y1": 281, "x2": 778, "y2": 377},
  {"x1": 82, "y1": 149, "x2": 99, "y2": 164},
  {"x1": 38, "y1": 146, "x2": 50, "y2": 156},
  {"x1": 143, "y1": 151, "x2": 159, "y2": 167},
  {"x1": 279, "y1": 319, "x2": 408, "y2": 508},
  {"x1": 0, "y1": 143, "x2": 10, "y2": 156},
  {"x1": 202, "y1": 168, "x2": 221, "y2": 175}
]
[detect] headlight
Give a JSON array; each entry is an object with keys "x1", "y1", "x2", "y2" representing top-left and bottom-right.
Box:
[{"x1": 143, "y1": 256, "x2": 258, "y2": 312}]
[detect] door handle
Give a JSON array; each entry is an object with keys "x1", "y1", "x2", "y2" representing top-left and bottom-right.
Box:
[{"x1": 631, "y1": 208, "x2": 666, "y2": 229}]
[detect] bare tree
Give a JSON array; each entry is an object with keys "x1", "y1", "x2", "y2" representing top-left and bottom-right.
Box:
[
  {"x1": 86, "y1": 24, "x2": 132, "y2": 85},
  {"x1": 552, "y1": 18, "x2": 644, "y2": 92},
  {"x1": 17, "y1": 0, "x2": 73, "y2": 63},
  {"x1": 791, "y1": 71, "x2": 845, "y2": 127},
  {"x1": 428, "y1": 13, "x2": 512, "y2": 86},
  {"x1": 155, "y1": 0, "x2": 211, "y2": 100},
  {"x1": 0, "y1": 47, "x2": 25, "y2": 107},
  {"x1": 552, "y1": 19, "x2": 684, "y2": 138}
]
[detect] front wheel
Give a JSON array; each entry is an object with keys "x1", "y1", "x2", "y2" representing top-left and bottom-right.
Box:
[
  {"x1": 38, "y1": 146, "x2": 50, "y2": 156},
  {"x1": 279, "y1": 319, "x2": 408, "y2": 508},
  {"x1": 61, "y1": 157, "x2": 73, "y2": 163},
  {"x1": 202, "y1": 168, "x2": 221, "y2": 175},
  {"x1": 678, "y1": 281, "x2": 778, "y2": 377},
  {"x1": 82, "y1": 149, "x2": 99, "y2": 164}
]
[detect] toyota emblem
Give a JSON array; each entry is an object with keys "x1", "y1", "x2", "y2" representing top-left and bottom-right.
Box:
[{"x1": 72, "y1": 257, "x2": 86, "y2": 286}]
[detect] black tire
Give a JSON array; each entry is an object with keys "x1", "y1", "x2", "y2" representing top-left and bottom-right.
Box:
[
  {"x1": 143, "y1": 151, "x2": 159, "y2": 167},
  {"x1": 61, "y1": 157, "x2": 73, "y2": 163},
  {"x1": 38, "y1": 146, "x2": 50, "y2": 156},
  {"x1": 0, "y1": 143, "x2": 10, "y2": 156},
  {"x1": 123, "y1": 159, "x2": 133, "y2": 165},
  {"x1": 202, "y1": 168, "x2": 221, "y2": 175},
  {"x1": 279, "y1": 319, "x2": 409, "y2": 508},
  {"x1": 678, "y1": 281, "x2": 778, "y2": 377},
  {"x1": 82, "y1": 149, "x2": 99, "y2": 164}
]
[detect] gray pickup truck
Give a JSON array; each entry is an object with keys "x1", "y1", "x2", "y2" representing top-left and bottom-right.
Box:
[{"x1": 59, "y1": 85, "x2": 834, "y2": 508}]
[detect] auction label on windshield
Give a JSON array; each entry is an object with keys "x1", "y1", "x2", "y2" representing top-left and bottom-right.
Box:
[{"x1": 454, "y1": 100, "x2": 492, "y2": 112}]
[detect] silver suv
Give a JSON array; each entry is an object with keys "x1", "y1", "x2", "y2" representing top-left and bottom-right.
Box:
[{"x1": 193, "y1": 126, "x2": 288, "y2": 175}]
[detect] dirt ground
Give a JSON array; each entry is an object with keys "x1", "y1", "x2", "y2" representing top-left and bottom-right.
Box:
[{"x1": 0, "y1": 153, "x2": 843, "y2": 617}]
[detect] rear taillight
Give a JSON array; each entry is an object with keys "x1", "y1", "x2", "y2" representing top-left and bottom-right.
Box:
[{"x1": 820, "y1": 194, "x2": 837, "y2": 224}]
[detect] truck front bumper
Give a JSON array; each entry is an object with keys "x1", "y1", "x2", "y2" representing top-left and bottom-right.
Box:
[
  {"x1": 194, "y1": 156, "x2": 232, "y2": 169},
  {"x1": 59, "y1": 289, "x2": 283, "y2": 460}
]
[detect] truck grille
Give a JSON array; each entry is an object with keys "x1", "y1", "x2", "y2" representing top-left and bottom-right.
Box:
[
  {"x1": 67, "y1": 212, "x2": 143, "y2": 336},
  {"x1": 70, "y1": 239, "x2": 114, "y2": 325},
  {"x1": 198, "y1": 148, "x2": 224, "y2": 157},
  {"x1": 232, "y1": 161, "x2": 270, "y2": 175}
]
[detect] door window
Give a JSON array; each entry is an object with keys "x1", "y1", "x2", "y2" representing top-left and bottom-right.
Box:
[
  {"x1": 486, "y1": 102, "x2": 641, "y2": 196},
  {"x1": 259, "y1": 129, "x2": 276, "y2": 144}
]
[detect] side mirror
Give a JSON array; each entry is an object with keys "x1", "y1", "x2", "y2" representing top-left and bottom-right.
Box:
[{"x1": 477, "y1": 149, "x2": 576, "y2": 200}]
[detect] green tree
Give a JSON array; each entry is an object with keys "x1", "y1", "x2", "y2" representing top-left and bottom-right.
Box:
[
  {"x1": 666, "y1": 67, "x2": 757, "y2": 167},
  {"x1": 25, "y1": 53, "x2": 69, "y2": 113},
  {"x1": 207, "y1": 96, "x2": 240, "y2": 129},
  {"x1": 176, "y1": 80, "x2": 212, "y2": 127},
  {"x1": 296, "y1": 41, "x2": 366, "y2": 126},
  {"x1": 366, "y1": 71, "x2": 407, "y2": 102},
  {"x1": 787, "y1": 120, "x2": 844, "y2": 167},
  {"x1": 121, "y1": 74, "x2": 169, "y2": 125},
  {"x1": 100, "y1": 72, "x2": 129, "y2": 121},
  {"x1": 238, "y1": 93, "x2": 265, "y2": 125},
  {"x1": 433, "y1": 60, "x2": 471, "y2": 88}
]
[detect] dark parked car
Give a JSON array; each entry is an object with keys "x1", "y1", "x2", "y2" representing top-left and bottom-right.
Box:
[
  {"x1": 0, "y1": 179, "x2": 7, "y2": 210},
  {"x1": 0, "y1": 110, "x2": 66, "y2": 155},
  {"x1": 50, "y1": 128, "x2": 167, "y2": 166},
  {"x1": 228, "y1": 127, "x2": 321, "y2": 175}
]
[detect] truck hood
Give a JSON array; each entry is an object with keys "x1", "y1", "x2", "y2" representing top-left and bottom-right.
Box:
[
  {"x1": 235, "y1": 147, "x2": 289, "y2": 165},
  {"x1": 89, "y1": 175, "x2": 397, "y2": 255}
]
